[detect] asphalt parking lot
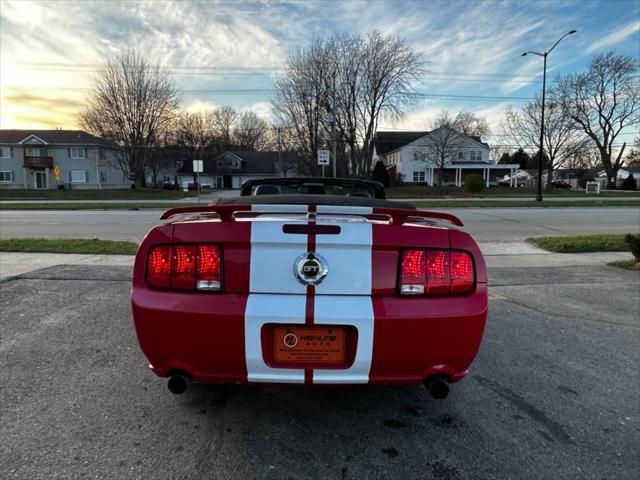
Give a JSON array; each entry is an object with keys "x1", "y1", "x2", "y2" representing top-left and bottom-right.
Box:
[{"x1": 1, "y1": 263, "x2": 639, "y2": 479}]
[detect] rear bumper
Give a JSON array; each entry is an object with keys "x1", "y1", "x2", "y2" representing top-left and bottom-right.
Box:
[{"x1": 131, "y1": 286, "x2": 487, "y2": 386}]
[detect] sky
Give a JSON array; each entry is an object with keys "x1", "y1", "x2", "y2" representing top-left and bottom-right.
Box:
[{"x1": 1, "y1": 0, "x2": 639, "y2": 147}]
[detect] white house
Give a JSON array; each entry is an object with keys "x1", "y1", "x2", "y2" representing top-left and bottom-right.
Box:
[{"x1": 372, "y1": 128, "x2": 521, "y2": 187}]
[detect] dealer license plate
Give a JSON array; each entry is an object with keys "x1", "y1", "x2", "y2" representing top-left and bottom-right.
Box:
[{"x1": 274, "y1": 326, "x2": 345, "y2": 363}]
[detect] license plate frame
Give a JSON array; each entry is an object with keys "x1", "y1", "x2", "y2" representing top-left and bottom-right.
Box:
[{"x1": 274, "y1": 326, "x2": 346, "y2": 364}]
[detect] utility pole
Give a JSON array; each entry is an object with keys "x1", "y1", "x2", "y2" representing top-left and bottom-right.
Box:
[
  {"x1": 331, "y1": 73, "x2": 337, "y2": 178},
  {"x1": 277, "y1": 127, "x2": 283, "y2": 177}
]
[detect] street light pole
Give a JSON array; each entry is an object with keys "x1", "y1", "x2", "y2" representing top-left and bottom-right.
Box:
[
  {"x1": 522, "y1": 30, "x2": 576, "y2": 202},
  {"x1": 537, "y1": 52, "x2": 547, "y2": 203}
]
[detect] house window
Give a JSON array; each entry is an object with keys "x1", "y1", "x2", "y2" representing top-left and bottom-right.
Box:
[
  {"x1": 70, "y1": 148, "x2": 86, "y2": 159},
  {"x1": 458, "y1": 151, "x2": 464, "y2": 160},
  {"x1": 0, "y1": 147, "x2": 12, "y2": 158},
  {"x1": 163, "y1": 175, "x2": 172, "y2": 183},
  {"x1": 470, "y1": 151, "x2": 483, "y2": 161},
  {"x1": 0, "y1": 171, "x2": 14, "y2": 182},
  {"x1": 100, "y1": 171, "x2": 107, "y2": 183},
  {"x1": 413, "y1": 171, "x2": 426, "y2": 182},
  {"x1": 70, "y1": 171, "x2": 88, "y2": 183}
]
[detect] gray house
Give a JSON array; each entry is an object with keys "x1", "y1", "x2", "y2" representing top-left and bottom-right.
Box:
[
  {"x1": 177, "y1": 150, "x2": 281, "y2": 189},
  {"x1": 0, "y1": 129, "x2": 129, "y2": 190}
]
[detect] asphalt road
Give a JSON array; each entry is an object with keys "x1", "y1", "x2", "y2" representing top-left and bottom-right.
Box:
[
  {"x1": 1, "y1": 264, "x2": 638, "y2": 479},
  {"x1": 1, "y1": 207, "x2": 639, "y2": 242}
]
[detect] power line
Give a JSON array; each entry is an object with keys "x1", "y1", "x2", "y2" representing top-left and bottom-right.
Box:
[
  {"x1": 5, "y1": 85, "x2": 536, "y2": 101},
  {"x1": 10, "y1": 61, "x2": 580, "y2": 81}
]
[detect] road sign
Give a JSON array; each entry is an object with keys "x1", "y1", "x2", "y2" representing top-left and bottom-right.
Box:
[
  {"x1": 317, "y1": 150, "x2": 330, "y2": 166},
  {"x1": 193, "y1": 160, "x2": 203, "y2": 173},
  {"x1": 53, "y1": 166, "x2": 60, "y2": 181},
  {"x1": 585, "y1": 181, "x2": 600, "y2": 194}
]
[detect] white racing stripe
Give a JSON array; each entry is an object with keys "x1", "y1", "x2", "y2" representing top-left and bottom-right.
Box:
[
  {"x1": 244, "y1": 204, "x2": 375, "y2": 384},
  {"x1": 244, "y1": 294, "x2": 306, "y2": 383},
  {"x1": 312, "y1": 295, "x2": 374, "y2": 384},
  {"x1": 314, "y1": 221, "x2": 372, "y2": 295}
]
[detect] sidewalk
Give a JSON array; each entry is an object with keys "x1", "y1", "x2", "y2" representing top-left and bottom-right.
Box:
[
  {"x1": 0, "y1": 252, "x2": 134, "y2": 279},
  {"x1": 391, "y1": 196, "x2": 640, "y2": 202},
  {"x1": 1, "y1": 243, "x2": 633, "y2": 280}
]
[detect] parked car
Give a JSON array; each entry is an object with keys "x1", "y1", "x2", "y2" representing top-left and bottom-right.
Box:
[
  {"x1": 186, "y1": 182, "x2": 211, "y2": 190},
  {"x1": 552, "y1": 180, "x2": 572, "y2": 189},
  {"x1": 131, "y1": 178, "x2": 488, "y2": 400},
  {"x1": 499, "y1": 178, "x2": 526, "y2": 187},
  {"x1": 162, "y1": 181, "x2": 179, "y2": 190}
]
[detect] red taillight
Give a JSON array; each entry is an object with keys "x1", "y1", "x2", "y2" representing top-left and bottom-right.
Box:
[
  {"x1": 147, "y1": 245, "x2": 171, "y2": 289},
  {"x1": 171, "y1": 245, "x2": 196, "y2": 290},
  {"x1": 400, "y1": 249, "x2": 475, "y2": 295},
  {"x1": 146, "y1": 244, "x2": 222, "y2": 292},
  {"x1": 400, "y1": 248, "x2": 426, "y2": 294},
  {"x1": 426, "y1": 250, "x2": 450, "y2": 295},
  {"x1": 195, "y1": 245, "x2": 222, "y2": 291},
  {"x1": 450, "y1": 251, "x2": 474, "y2": 293}
]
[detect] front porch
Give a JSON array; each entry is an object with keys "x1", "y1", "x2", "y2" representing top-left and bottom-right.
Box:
[{"x1": 419, "y1": 164, "x2": 522, "y2": 187}]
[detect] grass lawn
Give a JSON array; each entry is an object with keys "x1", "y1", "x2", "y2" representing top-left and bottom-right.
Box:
[
  {"x1": 386, "y1": 185, "x2": 639, "y2": 198},
  {"x1": 527, "y1": 234, "x2": 632, "y2": 253},
  {"x1": 0, "y1": 188, "x2": 198, "y2": 200},
  {"x1": 608, "y1": 260, "x2": 640, "y2": 271},
  {"x1": 411, "y1": 199, "x2": 640, "y2": 208},
  {"x1": 0, "y1": 238, "x2": 139, "y2": 255}
]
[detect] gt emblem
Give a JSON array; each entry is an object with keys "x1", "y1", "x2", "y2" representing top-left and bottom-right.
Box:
[
  {"x1": 294, "y1": 252, "x2": 329, "y2": 286},
  {"x1": 283, "y1": 332, "x2": 298, "y2": 349}
]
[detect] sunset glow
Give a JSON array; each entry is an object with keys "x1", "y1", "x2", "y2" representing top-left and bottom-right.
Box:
[{"x1": 1, "y1": 0, "x2": 638, "y2": 133}]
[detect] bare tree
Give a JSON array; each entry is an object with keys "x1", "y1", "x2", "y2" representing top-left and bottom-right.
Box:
[
  {"x1": 556, "y1": 51, "x2": 640, "y2": 188},
  {"x1": 453, "y1": 111, "x2": 491, "y2": 138},
  {"x1": 212, "y1": 106, "x2": 237, "y2": 149},
  {"x1": 145, "y1": 128, "x2": 175, "y2": 187},
  {"x1": 503, "y1": 94, "x2": 588, "y2": 189},
  {"x1": 357, "y1": 31, "x2": 425, "y2": 175},
  {"x1": 173, "y1": 111, "x2": 216, "y2": 159},
  {"x1": 233, "y1": 111, "x2": 270, "y2": 151},
  {"x1": 420, "y1": 111, "x2": 467, "y2": 187},
  {"x1": 79, "y1": 50, "x2": 178, "y2": 187},
  {"x1": 272, "y1": 38, "x2": 334, "y2": 175},
  {"x1": 624, "y1": 137, "x2": 640, "y2": 169},
  {"x1": 272, "y1": 31, "x2": 424, "y2": 177}
]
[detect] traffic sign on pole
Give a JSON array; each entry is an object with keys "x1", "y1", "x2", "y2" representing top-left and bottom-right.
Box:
[{"x1": 317, "y1": 150, "x2": 330, "y2": 166}]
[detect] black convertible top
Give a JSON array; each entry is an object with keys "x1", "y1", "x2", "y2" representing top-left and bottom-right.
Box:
[
  {"x1": 240, "y1": 177, "x2": 386, "y2": 199},
  {"x1": 216, "y1": 194, "x2": 415, "y2": 210}
]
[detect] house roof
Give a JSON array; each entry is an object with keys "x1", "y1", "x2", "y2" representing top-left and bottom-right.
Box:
[
  {"x1": 177, "y1": 150, "x2": 278, "y2": 175},
  {"x1": 0, "y1": 129, "x2": 114, "y2": 147},
  {"x1": 373, "y1": 131, "x2": 429, "y2": 156},
  {"x1": 374, "y1": 129, "x2": 489, "y2": 156}
]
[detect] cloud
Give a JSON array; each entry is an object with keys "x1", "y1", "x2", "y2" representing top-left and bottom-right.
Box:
[
  {"x1": 586, "y1": 19, "x2": 640, "y2": 54},
  {"x1": 1, "y1": 0, "x2": 639, "y2": 132}
]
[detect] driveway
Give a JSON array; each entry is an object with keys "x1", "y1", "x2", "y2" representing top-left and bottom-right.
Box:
[{"x1": 1, "y1": 261, "x2": 638, "y2": 479}]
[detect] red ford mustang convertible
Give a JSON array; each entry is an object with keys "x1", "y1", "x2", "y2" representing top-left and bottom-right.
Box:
[{"x1": 131, "y1": 178, "x2": 488, "y2": 399}]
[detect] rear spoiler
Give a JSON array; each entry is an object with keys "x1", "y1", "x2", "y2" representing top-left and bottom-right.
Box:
[{"x1": 160, "y1": 205, "x2": 463, "y2": 227}]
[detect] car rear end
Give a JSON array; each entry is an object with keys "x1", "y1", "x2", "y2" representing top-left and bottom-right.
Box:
[{"x1": 131, "y1": 204, "x2": 488, "y2": 396}]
